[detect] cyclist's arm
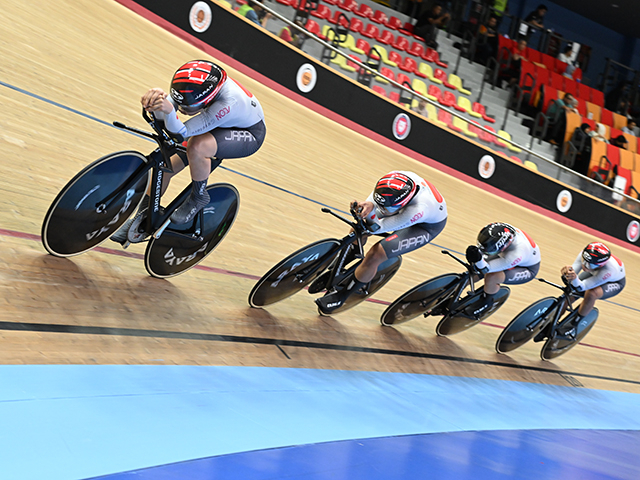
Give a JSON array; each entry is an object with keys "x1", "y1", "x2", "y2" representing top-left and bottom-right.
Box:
[
  {"x1": 369, "y1": 201, "x2": 431, "y2": 233},
  {"x1": 482, "y1": 247, "x2": 525, "y2": 273},
  {"x1": 151, "y1": 96, "x2": 238, "y2": 138}
]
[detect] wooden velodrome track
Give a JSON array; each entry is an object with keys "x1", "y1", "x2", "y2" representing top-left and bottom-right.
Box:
[{"x1": 1, "y1": 0, "x2": 639, "y2": 395}]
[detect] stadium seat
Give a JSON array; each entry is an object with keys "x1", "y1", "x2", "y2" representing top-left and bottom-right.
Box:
[
  {"x1": 412, "y1": 78, "x2": 435, "y2": 101},
  {"x1": 311, "y1": 4, "x2": 332, "y2": 19},
  {"x1": 353, "y1": 2, "x2": 372, "y2": 17},
  {"x1": 425, "y1": 103, "x2": 447, "y2": 127},
  {"x1": 470, "y1": 121, "x2": 494, "y2": 143},
  {"x1": 361, "y1": 23, "x2": 380, "y2": 39},
  {"x1": 498, "y1": 130, "x2": 522, "y2": 153},
  {"x1": 418, "y1": 62, "x2": 441, "y2": 84},
  {"x1": 391, "y1": 35, "x2": 409, "y2": 51},
  {"x1": 591, "y1": 89, "x2": 605, "y2": 107},
  {"x1": 613, "y1": 112, "x2": 628, "y2": 130},
  {"x1": 385, "y1": 16, "x2": 403, "y2": 30},
  {"x1": 434, "y1": 68, "x2": 456, "y2": 89},
  {"x1": 550, "y1": 72, "x2": 564, "y2": 91},
  {"x1": 371, "y1": 10, "x2": 388, "y2": 24},
  {"x1": 575, "y1": 97, "x2": 587, "y2": 117},
  {"x1": 448, "y1": 74, "x2": 471, "y2": 95},
  {"x1": 453, "y1": 116, "x2": 478, "y2": 138},
  {"x1": 457, "y1": 96, "x2": 481, "y2": 118},
  {"x1": 375, "y1": 67, "x2": 394, "y2": 84},
  {"x1": 600, "y1": 108, "x2": 614, "y2": 127},
  {"x1": 349, "y1": 17, "x2": 364, "y2": 34},
  {"x1": 424, "y1": 48, "x2": 448, "y2": 68},
  {"x1": 328, "y1": 9, "x2": 350, "y2": 27},
  {"x1": 541, "y1": 53, "x2": 556, "y2": 72},
  {"x1": 486, "y1": 125, "x2": 508, "y2": 147},
  {"x1": 620, "y1": 147, "x2": 636, "y2": 170},
  {"x1": 372, "y1": 85, "x2": 387, "y2": 97},
  {"x1": 438, "y1": 110, "x2": 463, "y2": 133},
  {"x1": 473, "y1": 102, "x2": 495, "y2": 123},
  {"x1": 343, "y1": 34, "x2": 365, "y2": 54},
  {"x1": 304, "y1": 19, "x2": 326, "y2": 40},
  {"x1": 527, "y1": 48, "x2": 542, "y2": 65},
  {"x1": 371, "y1": 45, "x2": 397, "y2": 67},
  {"x1": 331, "y1": 54, "x2": 357, "y2": 72},
  {"x1": 524, "y1": 160, "x2": 539, "y2": 170},
  {"x1": 428, "y1": 84, "x2": 444, "y2": 103},
  {"x1": 577, "y1": 82, "x2": 591, "y2": 101},
  {"x1": 398, "y1": 56, "x2": 419, "y2": 74},
  {"x1": 406, "y1": 41, "x2": 426, "y2": 58},
  {"x1": 389, "y1": 91, "x2": 401, "y2": 103},
  {"x1": 355, "y1": 38, "x2": 372, "y2": 55},
  {"x1": 377, "y1": 30, "x2": 394, "y2": 45},
  {"x1": 623, "y1": 133, "x2": 638, "y2": 154},
  {"x1": 564, "y1": 78, "x2": 578, "y2": 96},
  {"x1": 387, "y1": 50, "x2": 402, "y2": 66},
  {"x1": 399, "y1": 22, "x2": 416, "y2": 37},
  {"x1": 337, "y1": 0, "x2": 357, "y2": 11},
  {"x1": 396, "y1": 72, "x2": 412, "y2": 88},
  {"x1": 555, "y1": 58, "x2": 567, "y2": 76}
]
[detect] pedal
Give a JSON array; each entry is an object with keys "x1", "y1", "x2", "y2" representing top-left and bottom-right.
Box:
[
  {"x1": 122, "y1": 240, "x2": 130, "y2": 249},
  {"x1": 153, "y1": 217, "x2": 172, "y2": 239}
]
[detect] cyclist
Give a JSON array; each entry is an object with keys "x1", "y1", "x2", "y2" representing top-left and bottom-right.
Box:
[
  {"x1": 464, "y1": 222, "x2": 540, "y2": 318},
  {"x1": 316, "y1": 171, "x2": 448, "y2": 315},
  {"x1": 553, "y1": 242, "x2": 626, "y2": 340},
  {"x1": 112, "y1": 59, "x2": 266, "y2": 244}
]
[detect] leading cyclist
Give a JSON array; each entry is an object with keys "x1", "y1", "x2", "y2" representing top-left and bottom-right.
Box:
[
  {"x1": 111, "y1": 59, "x2": 266, "y2": 244},
  {"x1": 316, "y1": 171, "x2": 448, "y2": 315}
]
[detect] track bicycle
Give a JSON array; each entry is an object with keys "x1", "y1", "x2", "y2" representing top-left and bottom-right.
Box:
[
  {"x1": 496, "y1": 277, "x2": 598, "y2": 361},
  {"x1": 248, "y1": 206, "x2": 402, "y2": 315},
  {"x1": 380, "y1": 250, "x2": 510, "y2": 336},
  {"x1": 41, "y1": 110, "x2": 239, "y2": 278}
]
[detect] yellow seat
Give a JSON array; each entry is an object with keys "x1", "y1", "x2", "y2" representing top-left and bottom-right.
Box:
[
  {"x1": 426, "y1": 103, "x2": 447, "y2": 128},
  {"x1": 343, "y1": 34, "x2": 365, "y2": 54},
  {"x1": 448, "y1": 74, "x2": 471, "y2": 95},
  {"x1": 218, "y1": 0, "x2": 232, "y2": 7},
  {"x1": 330, "y1": 54, "x2": 356, "y2": 73},
  {"x1": 371, "y1": 45, "x2": 397, "y2": 67},
  {"x1": 452, "y1": 116, "x2": 478, "y2": 138},
  {"x1": 524, "y1": 160, "x2": 538, "y2": 171},
  {"x1": 418, "y1": 62, "x2": 442, "y2": 85},
  {"x1": 457, "y1": 96, "x2": 482, "y2": 118},
  {"x1": 498, "y1": 130, "x2": 522, "y2": 153},
  {"x1": 410, "y1": 78, "x2": 437, "y2": 106}
]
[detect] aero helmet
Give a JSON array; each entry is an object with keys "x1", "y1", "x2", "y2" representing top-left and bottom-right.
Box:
[
  {"x1": 477, "y1": 223, "x2": 516, "y2": 255},
  {"x1": 581, "y1": 242, "x2": 610, "y2": 270},
  {"x1": 170, "y1": 60, "x2": 227, "y2": 114},
  {"x1": 373, "y1": 172, "x2": 418, "y2": 213}
]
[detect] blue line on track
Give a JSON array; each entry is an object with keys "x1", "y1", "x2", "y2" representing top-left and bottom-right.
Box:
[{"x1": 2, "y1": 80, "x2": 637, "y2": 313}]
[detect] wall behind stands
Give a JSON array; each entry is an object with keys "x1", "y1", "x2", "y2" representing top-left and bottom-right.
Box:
[{"x1": 122, "y1": 0, "x2": 640, "y2": 248}]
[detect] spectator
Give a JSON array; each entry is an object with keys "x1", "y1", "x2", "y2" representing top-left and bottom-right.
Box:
[
  {"x1": 279, "y1": 20, "x2": 306, "y2": 48},
  {"x1": 558, "y1": 44, "x2": 577, "y2": 78},
  {"x1": 571, "y1": 123, "x2": 592, "y2": 176},
  {"x1": 475, "y1": 15, "x2": 499, "y2": 65},
  {"x1": 610, "y1": 134, "x2": 629, "y2": 150},
  {"x1": 412, "y1": 98, "x2": 428, "y2": 117},
  {"x1": 238, "y1": 0, "x2": 272, "y2": 27},
  {"x1": 498, "y1": 37, "x2": 528, "y2": 87},
  {"x1": 589, "y1": 123, "x2": 609, "y2": 143},
  {"x1": 622, "y1": 118, "x2": 637, "y2": 136},
  {"x1": 524, "y1": 4, "x2": 547, "y2": 29},
  {"x1": 414, "y1": 3, "x2": 451, "y2": 49},
  {"x1": 493, "y1": 0, "x2": 509, "y2": 26},
  {"x1": 546, "y1": 92, "x2": 578, "y2": 144}
]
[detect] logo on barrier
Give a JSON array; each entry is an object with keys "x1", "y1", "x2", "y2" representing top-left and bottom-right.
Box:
[
  {"x1": 556, "y1": 190, "x2": 572, "y2": 213},
  {"x1": 189, "y1": 2, "x2": 212, "y2": 33},
  {"x1": 478, "y1": 155, "x2": 495, "y2": 179},
  {"x1": 627, "y1": 220, "x2": 640, "y2": 242},
  {"x1": 296, "y1": 64, "x2": 317, "y2": 93},
  {"x1": 392, "y1": 113, "x2": 411, "y2": 140}
]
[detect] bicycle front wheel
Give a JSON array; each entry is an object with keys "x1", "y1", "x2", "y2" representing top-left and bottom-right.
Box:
[
  {"x1": 249, "y1": 239, "x2": 341, "y2": 307},
  {"x1": 495, "y1": 297, "x2": 557, "y2": 354},
  {"x1": 42, "y1": 151, "x2": 149, "y2": 257},
  {"x1": 145, "y1": 183, "x2": 239, "y2": 278},
  {"x1": 436, "y1": 286, "x2": 510, "y2": 336},
  {"x1": 380, "y1": 273, "x2": 462, "y2": 326}
]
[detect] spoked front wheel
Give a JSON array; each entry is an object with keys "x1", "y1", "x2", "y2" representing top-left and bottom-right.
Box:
[
  {"x1": 144, "y1": 183, "x2": 239, "y2": 278},
  {"x1": 495, "y1": 297, "x2": 557, "y2": 354},
  {"x1": 41, "y1": 151, "x2": 150, "y2": 257},
  {"x1": 248, "y1": 239, "x2": 341, "y2": 307},
  {"x1": 436, "y1": 286, "x2": 511, "y2": 336},
  {"x1": 325, "y1": 256, "x2": 403, "y2": 315},
  {"x1": 540, "y1": 308, "x2": 598, "y2": 361},
  {"x1": 380, "y1": 274, "x2": 462, "y2": 326}
]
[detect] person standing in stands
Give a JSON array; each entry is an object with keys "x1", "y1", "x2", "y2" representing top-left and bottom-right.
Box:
[
  {"x1": 238, "y1": 0, "x2": 272, "y2": 27},
  {"x1": 414, "y1": 3, "x2": 450, "y2": 49},
  {"x1": 475, "y1": 15, "x2": 499, "y2": 65},
  {"x1": 523, "y1": 3, "x2": 547, "y2": 37}
]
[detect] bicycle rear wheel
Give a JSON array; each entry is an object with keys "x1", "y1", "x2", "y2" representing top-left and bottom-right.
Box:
[
  {"x1": 540, "y1": 308, "x2": 598, "y2": 361},
  {"x1": 321, "y1": 256, "x2": 403, "y2": 315},
  {"x1": 42, "y1": 151, "x2": 149, "y2": 257},
  {"x1": 249, "y1": 239, "x2": 341, "y2": 307},
  {"x1": 495, "y1": 297, "x2": 557, "y2": 354},
  {"x1": 436, "y1": 286, "x2": 510, "y2": 336},
  {"x1": 144, "y1": 183, "x2": 239, "y2": 278},
  {"x1": 380, "y1": 274, "x2": 462, "y2": 326}
]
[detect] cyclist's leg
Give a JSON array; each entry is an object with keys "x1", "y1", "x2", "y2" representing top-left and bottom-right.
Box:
[{"x1": 171, "y1": 121, "x2": 266, "y2": 224}]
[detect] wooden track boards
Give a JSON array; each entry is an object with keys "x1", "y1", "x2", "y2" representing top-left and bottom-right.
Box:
[{"x1": 0, "y1": 0, "x2": 639, "y2": 393}]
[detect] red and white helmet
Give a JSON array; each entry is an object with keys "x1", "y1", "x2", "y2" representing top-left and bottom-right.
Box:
[{"x1": 170, "y1": 60, "x2": 227, "y2": 114}]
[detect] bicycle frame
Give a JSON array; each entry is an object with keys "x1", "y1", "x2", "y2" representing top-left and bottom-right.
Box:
[
  {"x1": 424, "y1": 250, "x2": 478, "y2": 315},
  {"x1": 533, "y1": 278, "x2": 578, "y2": 334}
]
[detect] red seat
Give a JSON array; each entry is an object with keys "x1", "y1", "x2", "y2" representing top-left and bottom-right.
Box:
[
  {"x1": 399, "y1": 22, "x2": 414, "y2": 36},
  {"x1": 428, "y1": 84, "x2": 444, "y2": 102},
  {"x1": 519, "y1": 61, "x2": 536, "y2": 89},
  {"x1": 423, "y1": 48, "x2": 448, "y2": 67},
  {"x1": 371, "y1": 10, "x2": 388, "y2": 24},
  {"x1": 527, "y1": 48, "x2": 541, "y2": 64},
  {"x1": 337, "y1": 0, "x2": 357, "y2": 11},
  {"x1": 577, "y1": 82, "x2": 591, "y2": 101},
  {"x1": 406, "y1": 41, "x2": 425, "y2": 58},
  {"x1": 541, "y1": 85, "x2": 558, "y2": 114},
  {"x1": 311, "y1": 3, "x2": 331, "y2": 19},
  {"x1": 349, "y1": 17, "x2": 364, "y2": 34},
  {"x1": 353, "y1": 2, "x2": 372, "y2": 17},
  {"x1": 276, "y1": 0, "x2": 293, "y2": 5},
  {"x1": 347, "y1": 55, "x2": 362, "y2": 70},
  {"x1": 443, "y1": 91, "x2": 463, "y2": 110},
  {"x1": 385, "y1": 16, "x2": 403, "y2": 30},
  {"x1": 592, "y1": 89, "x2": 605, "y2": 107},
  {"x1": 564, "y1": 78, "x2": 578, "y2": 96},
  {"x1": 434, "y1": 68, "x2": 455, "y2": 89},
  {"x1": 392, "y1": 35, "x2": 409, "y2": 51},
  {"x1": 324, "y1": 0, "x2": 338, "y2": 4},
  {"x1": 398, "y1": 56, "x2": 418, "y2": 74},
  {"x1": 328, "y1": 9, "x2": 350, "y2": 27},
  {"x1": 377, "y1": 30, "x2": 394, "y2": 45},
  {"x1": 541, "y1": 53, "x2": 556, "y2": 72},
  {"x1": 379, "y1": 67, "x2": 395, "y2": 82},
  {"x1": 486, "y1": 125, "x2": 508, "y2": 147},
  {"x1": 361, "y1": 23, "x2": 380, "y2": 39},
  {"x1": 396, "y1": 72, "x2": 411, "y2": 87},
  {"x1": 555, "y1": 58, "x2": 567, "y2": 76},
  {"x1": 581, "y1": 117, "x2": 596, "y2": 130},
  {"x1": 575, "y1": 97, "x2": 587, "y2": 117},
  {"x1": 372, "y1": 85, "x2": 387, "y2": 97},
  {"x1": 473, "y1": 102, "x2": 495, "y2": 123},
  {"x1": 470, "y1": 121, "x2": 494, "y2": 143},
  {"x1": 388, "y1": 50, "x2": 403, "y2": 65},
  {"x1": 573, "y1": 68, "x2": 583, "y2": 82},
  {"x1": 355, "y1": 38, "x2": 371, "y2": 55},
  {"x1": 550, "y1": 72, "x2": 564, "y2": 91},
  {"x1": 601, "y1": 109, "x2": 614, "y2": 127},
  {"x1": 606, "y1": 143, "x2": 621, "y2": 168},
  {"x1": 304, "y1": 19, "x2": 326, "y2": 40}
]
